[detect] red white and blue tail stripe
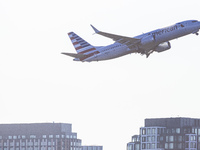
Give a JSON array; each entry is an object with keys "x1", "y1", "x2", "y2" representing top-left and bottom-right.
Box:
[{"x1": 68, "y1": 32, "x2": 100, "y2": 60}]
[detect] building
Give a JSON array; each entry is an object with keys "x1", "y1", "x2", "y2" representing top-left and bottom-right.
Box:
[
  {"x1": 127, "y1": 117, "x2": 200, "y2": 150},
  {"x1": 0, "y1": 123, "x2": 82, "y2": 150},
  {"x1": 81, "y1": 146, "x2": 103, "y2": 150}
]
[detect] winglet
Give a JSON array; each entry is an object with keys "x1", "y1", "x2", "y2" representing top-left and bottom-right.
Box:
[{"x1": 90, "y1": 24, "x2": 100, "y2": 33}]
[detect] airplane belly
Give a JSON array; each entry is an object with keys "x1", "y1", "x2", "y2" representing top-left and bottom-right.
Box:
[
  {"x1": 105, "y1": 47, "x2": 131, "y2": 60},
  {"x1": 87, "y1": 47, "x2": 130, "y2": 61}
]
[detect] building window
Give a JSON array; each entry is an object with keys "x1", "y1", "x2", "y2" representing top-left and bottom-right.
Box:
[
  {"x1": 167, "y1": 129, "x2": 171, "y2": 134},
  {"x1": 147, "y1": 136, "x2": 151, "y2": 142},
  {"x1": 21, "y1": 142, "x2": 25, "y2": 146},
  {"x1": 178, "y1": 136, "x2": 182, "y2": 142},
  {"x1": 49, "y1": 135, "x2": 53, "y2": 138},
  {"x1": 135, "y1": 144, "x2": 139, "y2": 150},
  {"x1": 48, "y1": 142, "x2": 51, "y2": 146},
  {"x1": 169, "y1": 143, "x2": 174, "y2": 149},
  {"x1": 157, "y1": 128, "x2": 160, "y2": 134},
  {"x1": 191, "y1": 135, "x2": 196, "y2": 141},
  {"x1": 42, "y1": 135, "x2": 47, "y2": 138},
  {"x1": 186, "y1": 143, "x2": 189, "y2": 148},
  {"x1": 178, "y1": 143, "x2": 182, "y2": 149},
  {"x1": 152, "y1": 128, "x2": 155, "y2": 134},
  {"x1": 152, "y1": 136, "x2": 155, "y2": 142},
  {"x1": 127, "y1": 144, "x2": 133, "y2": 150},
  {"x1": 10, "y1": 142, "x2": 14, "y2": 146},
  {"x1": 163, "y1": 128, "x2": 166, "y2": 134},
  {"x1": 192, "y1": 128, "x2": 195, "y2": 133},
  {"x1": 30, "y1": 135, "x2": 36, "y2": 139},
  {"x1": 147, "y1": 144, "x2": 150, "y2": 149},
  {"x1": 147, "y1": 128, "x2": 151, "y2": 135},
  {"x1": 169, "y1": 136, "x2": 174, "y2": 142},
  {"x1": 191, "y1": 142, "x2": 196, "y2": 148},
  {"x1": 22, "y1": 135, "x2": 26, "y2": 139},
  {"x1": 142, "y1": 129, "x2": 146, "y2": 135},
  {"x1": 13, "y1": 136, "x2": 17, "y2": 139},
  {"x1": 166, "y1": 136, "x2": 168, "y2": 142},
  {"x1": 142, "y1": 143, "x2": 146, "y2": 149},
  {"x1": 152, "y1": 144, "x2": 155, "y2": 149},
  {"x1": 165, "y1": 143, "x2": 168, "y2": 149},
  {"x1": 198, "y1": 129, "x2": 200, "y2": 135},
  {"x1": 172, "y1": 128, "x2": 175, "y2": 134},
  {"x1": 142, "y1": 137, "x2": 146, "y2": 142},
  {"x1": 176, "y1": 128, "x2": 180, "y2": 134}
]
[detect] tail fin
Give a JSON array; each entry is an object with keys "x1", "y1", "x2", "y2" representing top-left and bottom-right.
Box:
[{"x1": 68, "y1": 32, "x2": 99, "y2": 55}]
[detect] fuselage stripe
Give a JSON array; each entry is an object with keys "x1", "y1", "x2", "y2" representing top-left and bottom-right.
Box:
[
  {"x1": 79, "y1": 48, "x2": 96, "y2": 54},
  {"x1": 76, "y1": 45, "x2": 94, "y2": 53},
  {"x1": 80, "y1": 51, "x2": 100, "y2": 61}
]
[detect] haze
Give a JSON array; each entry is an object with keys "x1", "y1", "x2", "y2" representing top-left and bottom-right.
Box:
[{"x1": 1, "y1": 1, "x2": 200, "y2": 150}]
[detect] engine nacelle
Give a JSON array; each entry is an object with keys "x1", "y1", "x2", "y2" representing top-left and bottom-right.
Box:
[
  {"x1": 154, "y1": 42, "x2": 171, "y2": 52},
  {"x1": 140, "y1": 35, "x2": 155, "y2": 47}
]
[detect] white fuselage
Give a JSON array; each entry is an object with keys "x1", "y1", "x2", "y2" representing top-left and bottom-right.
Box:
[{"x1": 79, "y1": 20, "x2": 200, "y2": 62}]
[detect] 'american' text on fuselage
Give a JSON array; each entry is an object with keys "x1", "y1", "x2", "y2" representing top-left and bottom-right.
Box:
[{"x1": 151, "y1": 25, "x2": 178, "y2": 36}]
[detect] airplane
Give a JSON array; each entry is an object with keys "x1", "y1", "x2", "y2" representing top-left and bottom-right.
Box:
[{"x1": 62, "y1": 20, "x2": 200, "y2": 62}]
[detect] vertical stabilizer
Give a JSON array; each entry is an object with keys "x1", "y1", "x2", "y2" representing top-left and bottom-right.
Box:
[{"x1": 68, "y1": 32, "x2": 100, "y2": 56}]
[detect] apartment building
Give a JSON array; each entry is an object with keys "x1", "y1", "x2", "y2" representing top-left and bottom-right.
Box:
[
  {"x1": 0, "y1": 123, "x2": 81, "y2": 150},
  {"x1": 127, "y1": 117, "x2": 200, "y2": 150}
]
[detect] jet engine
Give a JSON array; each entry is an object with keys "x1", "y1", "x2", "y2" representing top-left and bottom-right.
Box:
[
  {"x1": 140, "y1": 35, "x2": 155, "y2": 47},
  {"x1": 154, "y1": 42, "x2": 171, "y2": 52}
]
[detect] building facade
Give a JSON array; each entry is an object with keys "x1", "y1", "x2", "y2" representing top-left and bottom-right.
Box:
[
  {"x1": 127, "y1": 117, "x2": 200, "y2": 150},
  {"x1": 0, "y1": 123, "x2": 82, "y2": 150}
]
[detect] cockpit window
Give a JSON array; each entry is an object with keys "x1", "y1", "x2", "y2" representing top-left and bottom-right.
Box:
[
  {"x1": 192, "y1": 20, "x2": 198, "y2": 23},
  {"x1": 177, "y1": 23, "x2": 184, "y2": 27}
]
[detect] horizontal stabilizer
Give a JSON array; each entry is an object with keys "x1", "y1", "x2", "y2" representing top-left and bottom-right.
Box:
[{"x1": 61, "y1": 52, "x2": 86, "y2": 59}]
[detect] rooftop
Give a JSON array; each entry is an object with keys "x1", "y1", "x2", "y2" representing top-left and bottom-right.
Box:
[
  {"x1": 145, "y1": 117, "x2": 200, "y2": 128},
  {"x1": 0, "y1": 123, "x2": 72, "y2": 136}
]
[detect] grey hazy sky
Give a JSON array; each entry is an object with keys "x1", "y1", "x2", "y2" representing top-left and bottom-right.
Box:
[{"x1": 1, "y1": 0, "x2": 200, "y2": 150}]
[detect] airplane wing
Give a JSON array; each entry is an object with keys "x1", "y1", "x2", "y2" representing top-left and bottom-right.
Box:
[
  {"x1": 61, "y1": 52, "x2": 86, "y2": 59},
  {"x1": 91, "y1": 25, "x2": 141, "y2": 49}
]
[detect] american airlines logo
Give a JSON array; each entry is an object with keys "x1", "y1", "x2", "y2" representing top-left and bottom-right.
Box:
[{"x1": 151, "y1": 25, "x2": 178, "y2": 36}]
